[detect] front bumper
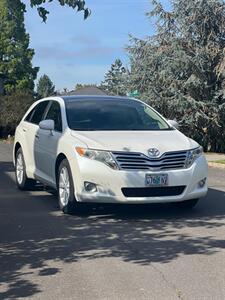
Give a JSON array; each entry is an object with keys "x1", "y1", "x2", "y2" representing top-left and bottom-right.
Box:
[{"x1": 71, "y1": 155, "x2": 208, "y2": 204}]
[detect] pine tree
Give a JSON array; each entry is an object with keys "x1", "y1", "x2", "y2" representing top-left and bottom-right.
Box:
[
  {"x1": 128, "y1": 0, "x2": 225, "y2": 152},
  {"x1": 101, "y1": 59, "x2": 129, "y2": 96},
  {"x1": 37, "y1": 74, "x2": 55, "y2": 98},
  {"x1": 0, "y1": 0, "x2": 39, "y2": 94}
]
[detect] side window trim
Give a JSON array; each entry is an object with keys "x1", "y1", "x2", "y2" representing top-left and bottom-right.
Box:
[
  {"x1": 42, "y1": 101, "x2": 52, "y2": 121},
  {"x1": 29, "y1": 109, "x2": 35, "y2": 122}
]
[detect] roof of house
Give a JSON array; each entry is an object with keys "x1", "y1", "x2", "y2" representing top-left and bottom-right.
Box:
[{"x1": 66, "y1": 86, "x2": 107, "y2": 96}]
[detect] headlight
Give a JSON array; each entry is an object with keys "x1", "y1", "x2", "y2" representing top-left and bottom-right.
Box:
[
  {"x1": 76, "y1": 147, "x2": 119, "y2": 170},
  {"x1": 186, "y1": 146, "x2": 203, "y2": 168}
]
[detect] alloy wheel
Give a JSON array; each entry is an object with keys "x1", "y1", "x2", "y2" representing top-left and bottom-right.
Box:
[
  {"x1": 59, "y1": 166, "x2": 70, "y2": 206},
  {"x1": 16, "y1": 153, "x2": 24, "y2": 185}
]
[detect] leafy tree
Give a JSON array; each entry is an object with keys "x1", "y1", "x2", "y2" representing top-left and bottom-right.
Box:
[
  {"x1": 62, "y1": 88, "x2": 69, "y2": 94},
  {"x1": 0, "y1": 0, "x2": 39, "y2": 94},
  {"x1": 0, "y1": 90, "x2": 34, "y2": 136},
  {"x1": 127, "y1": 0, "x2": 225, "y2": 152},
  {"x1": 37, "y1": 74, "x2": 55, "y2": 98},
  {"x1": 101, "y1": 59, "x2": 129, "y2": 96},
  {"x1": 28, "y1": 0, "x2": 90, "y2": 22}
]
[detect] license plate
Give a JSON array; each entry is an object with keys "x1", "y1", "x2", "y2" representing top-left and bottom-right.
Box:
[{"x1": 145, "y1": 174, "x2": 168, "y2": 187}]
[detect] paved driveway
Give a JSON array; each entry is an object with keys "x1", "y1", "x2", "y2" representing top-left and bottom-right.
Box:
[{"x1": 0, "y1": 143, "x2": 225, "y2": 299}]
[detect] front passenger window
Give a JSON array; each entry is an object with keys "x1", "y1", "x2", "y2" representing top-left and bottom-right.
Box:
[{"x1": 45, "y1": 101, "x2": 62, "y2": 132}]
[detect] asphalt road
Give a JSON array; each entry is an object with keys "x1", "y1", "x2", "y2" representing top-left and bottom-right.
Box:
[{"x1": 0, "y1": 143, "x2": 225, "y2": 300}]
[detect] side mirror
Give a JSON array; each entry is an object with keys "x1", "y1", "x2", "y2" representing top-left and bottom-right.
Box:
[
  {"x1": 39, "y1": 119, "x2": 54, "y2": 131},
  {"x1": 168, "y1": 119, "x2": 179, "y2": 129}
]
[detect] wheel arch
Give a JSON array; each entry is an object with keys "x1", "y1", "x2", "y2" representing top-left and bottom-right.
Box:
[
  {"x1": 55, "y1": 153, "x2": 68, "y2": 182},
  {"x1": 14, "y1": 142, "x2": 22, "y2": 161}
]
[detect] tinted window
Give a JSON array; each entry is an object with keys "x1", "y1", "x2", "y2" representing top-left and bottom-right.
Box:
[
  {"x1": 29, "y1": 101, "x2": 49, "y2": 124},
  {"x1": 25, "y1": 107, "x2": 35, "y2": 122},
  {"x1": 45, "y1": 101, "x2": 62, "y2": 132},
  {"x1": 65, "y1": 99, "x2": 171, "y2": 131}
]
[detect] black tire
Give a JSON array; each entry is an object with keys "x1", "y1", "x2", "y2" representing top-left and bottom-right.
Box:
[
  {"x1": 15, "y1": 148, "x2": 36, "y2": 190},
  {"x1": 57, "y1": 159, "x2": 78, "y2": 214},
  {"x1": 173, "y1": 198, "x2": 199, "y2": 210}
]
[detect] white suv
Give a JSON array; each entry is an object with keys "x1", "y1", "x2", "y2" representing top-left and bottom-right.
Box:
[{"x1": 13, "y1": 96, "x2": 208, "y2": 214}]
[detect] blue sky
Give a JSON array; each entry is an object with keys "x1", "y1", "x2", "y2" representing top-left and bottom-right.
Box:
[{"x1": 24, "y1": 0, "x2": 168, "y2": 91}]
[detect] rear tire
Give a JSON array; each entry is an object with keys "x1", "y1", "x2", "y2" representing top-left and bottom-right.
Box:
[
  {"x1": 15, "y1": 148, "x2": 36, "y2": 190},
  {"x1": 57, "y1": 159, "x2": 78, "y2": 214},
  {"x1": 173, "y1": 198, "x2": 199, "y2": 209}
]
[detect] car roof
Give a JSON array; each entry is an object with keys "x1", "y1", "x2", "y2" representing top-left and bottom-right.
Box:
[{"x1": 60, "y1": 95, "x2": 137, "y2": 102}]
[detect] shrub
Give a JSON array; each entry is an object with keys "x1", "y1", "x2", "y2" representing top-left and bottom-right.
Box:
[{"x1": 0, "y1": 90, "x2": 34, "y2": 137}]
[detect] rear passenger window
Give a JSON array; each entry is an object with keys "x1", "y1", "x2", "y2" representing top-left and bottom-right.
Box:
[
  {"x1": 45, "y1": 101, "x2": 62, "y2": 132},
  {"x1": 29, "y1": 101, "x2": 49, "y2": 125}
]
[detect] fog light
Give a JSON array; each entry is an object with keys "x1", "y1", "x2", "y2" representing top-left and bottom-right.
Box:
[
  {"x1": 84, "y1": 181, "x2": 97, "y2": 193},
  {"x1": 198, "y1": 178, "x2": 206, "y2": 188}
]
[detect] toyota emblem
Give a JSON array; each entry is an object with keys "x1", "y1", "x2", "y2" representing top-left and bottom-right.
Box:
[{"x1": 148, "y1": 148, "x2": 160, "y2": 158}]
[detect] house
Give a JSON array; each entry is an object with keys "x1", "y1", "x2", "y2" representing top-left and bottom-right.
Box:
[{"x1": 66, "y1": 86, "x2": 107, "y2": 96}]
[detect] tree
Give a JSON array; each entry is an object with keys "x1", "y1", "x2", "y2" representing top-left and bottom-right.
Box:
[
  {"x1": 0, "y1": 0, "x2": 39, "y2": 94},
  {"x1": 37, "y1": 74, "x2": 55, "y2": 98},
  {"x1": 0, "y1": 90, "x2": 34, "y2": 136},
  {"x1": 101, "y1": 59, "x2": 129, "y2": 96},
  {"x1": 28, "y1": 0, "x2": 90, "y2": 22},
  {"x1": 74, "y1": 83, "x2": 97, "y2": 90},
  {"x1": 127, "y1": 0, "x2": 225, "y2": 152}
]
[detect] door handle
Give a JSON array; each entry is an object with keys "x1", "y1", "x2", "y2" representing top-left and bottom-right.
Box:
[
  {"x1": 35, "y1": 134, "x2": 39, "y2": 140},
  {"x1": 23, "y1": 128, "x2": 27, "y2": 132}
]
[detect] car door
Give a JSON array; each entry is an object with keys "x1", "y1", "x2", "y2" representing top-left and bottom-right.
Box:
[
  {"x1": 34, "y1": 100, "x2": 63, "y2": 186},
  {"x1": 22, "y1": 101, "x2": 50, "y2": 176}
]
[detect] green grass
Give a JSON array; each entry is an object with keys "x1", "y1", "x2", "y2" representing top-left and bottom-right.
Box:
[{"x1": 212, "y1": 160, "x2": 225, "y2": 164}]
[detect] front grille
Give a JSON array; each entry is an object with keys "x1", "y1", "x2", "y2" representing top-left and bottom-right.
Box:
[
  {"x1": 121, "y1": 186, "x2": 186, "y2": 198},
  {"x1": 112, "y1": 150, "x2": 188, "y2": 171}
]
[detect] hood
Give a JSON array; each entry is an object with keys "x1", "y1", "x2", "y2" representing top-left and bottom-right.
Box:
[{"x1": 71, "y1": 130, "x2": 199, "y2": 156}]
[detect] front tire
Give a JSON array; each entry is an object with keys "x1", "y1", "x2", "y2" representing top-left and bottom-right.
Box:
[
  {"x1": 173, "y1": 198, "x2": 199, "y2": 210},
  {"x1": 15, "y1": 148, "x2": 36, "y2": 190},
  {"x1": 57, "y1": 159, "x2": 78, "y2": 214}
]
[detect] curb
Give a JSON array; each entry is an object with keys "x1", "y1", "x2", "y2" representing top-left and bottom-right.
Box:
[{"x1": 208, "y1": 162, "x2": 225, "y2": 169}]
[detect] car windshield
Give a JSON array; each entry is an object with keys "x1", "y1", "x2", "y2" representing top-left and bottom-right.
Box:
[{"x1": 65, "y1": 99, "x2": 171, "y2": 131}]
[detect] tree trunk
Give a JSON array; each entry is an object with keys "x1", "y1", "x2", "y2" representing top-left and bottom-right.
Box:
[{"x1": 0, "y1": 78, "x2": 4, "y2": 95}]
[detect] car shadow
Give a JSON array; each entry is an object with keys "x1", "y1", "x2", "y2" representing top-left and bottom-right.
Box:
[{"x1": 1, "y1": 160, "x2": 225, "y2": 299}]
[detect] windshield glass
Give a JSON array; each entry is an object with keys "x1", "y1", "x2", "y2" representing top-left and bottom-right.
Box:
[{"x1": 65, "y1": 99, "x2": 171, "y2": 131}]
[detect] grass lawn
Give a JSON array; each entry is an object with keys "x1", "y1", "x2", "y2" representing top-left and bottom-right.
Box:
[{"x1": 212, "y1": 160, "x2": 225, "y2": 164}]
